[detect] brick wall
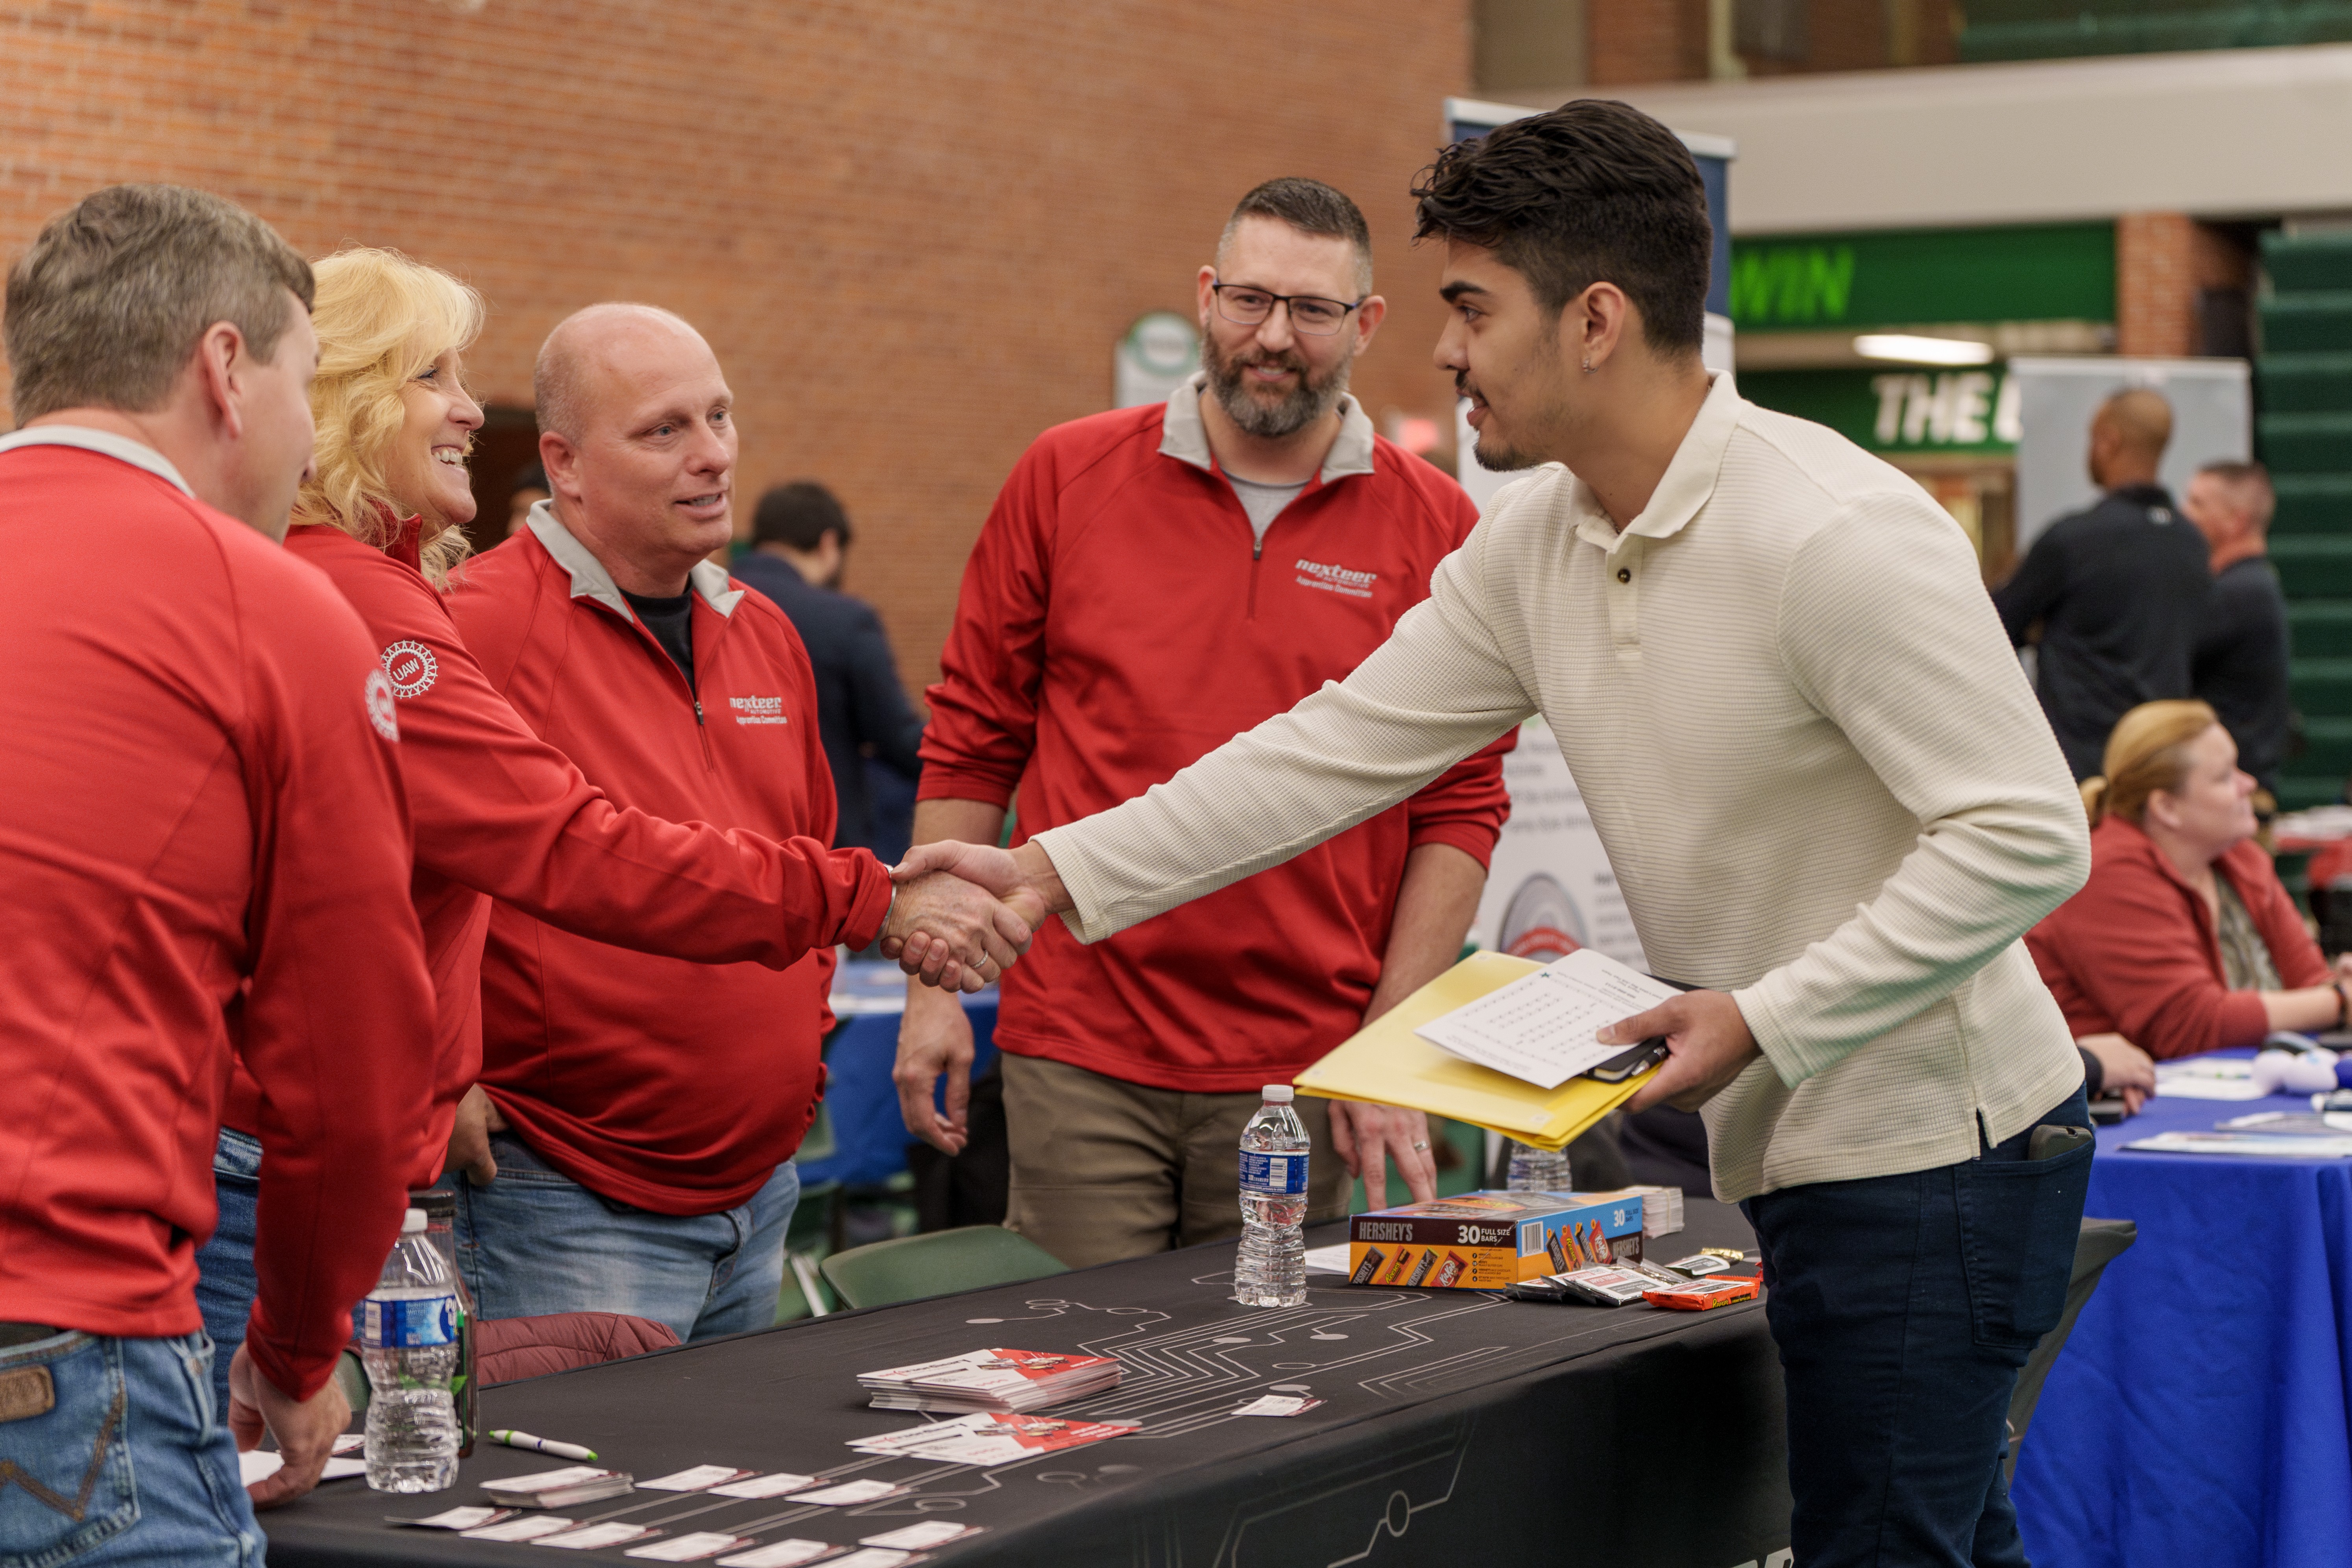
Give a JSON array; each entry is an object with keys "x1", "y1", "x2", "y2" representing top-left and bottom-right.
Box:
[
  {"x1": 2116, "y1": 211, "x2": 2199, "y2": 358},
  {"x1": 1577, "y1": 0, "x2": 1958, "y2": 85},
  {"x1": 0, "y1": 0, "x2": 1473, "y2": 692},
  {"x1": 1589, "y1": 0, "x2": 1708, "y2": 84}
]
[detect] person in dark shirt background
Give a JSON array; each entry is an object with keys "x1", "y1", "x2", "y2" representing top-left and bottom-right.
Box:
[
  {"x1": 732, "y1": 481, "x2": 925, "y2": 857},
  {"x1": 1995, "y1": 388, "x2": 2213, "y2": 779},
  {"x1": 2185, "y1": 460, "x2": 2293, "y2": 799},
  {"x1": 505, "y1": 462, "x2": 551, "y2": 539}
]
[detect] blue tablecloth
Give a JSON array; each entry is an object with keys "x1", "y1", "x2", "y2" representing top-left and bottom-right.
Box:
[
  {"x1": 2012, "y1": 1055, "x2": 2352, "y2": 1567},
  {"x1": 797, "y1": 963, "x2": 997, "y2": 1188}
]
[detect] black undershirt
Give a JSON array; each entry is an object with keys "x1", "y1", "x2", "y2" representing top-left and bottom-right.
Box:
[{"x1": 621, "y1": 587, "x2": 696, "y2": 691}]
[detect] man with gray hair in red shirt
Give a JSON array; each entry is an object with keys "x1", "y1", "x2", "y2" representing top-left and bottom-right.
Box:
[{"x1": 0, "y1": 184, "x2": 436, "y2": 1557}]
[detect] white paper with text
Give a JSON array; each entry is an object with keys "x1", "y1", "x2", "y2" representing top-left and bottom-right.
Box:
[{"x1": 1412, "y1": 948, "x2": 1678, "y2": 1089}]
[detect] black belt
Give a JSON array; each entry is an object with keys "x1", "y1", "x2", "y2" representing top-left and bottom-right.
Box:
[{"x1": 0, "y1": 1324, "x2": 62, "y2": 1349}]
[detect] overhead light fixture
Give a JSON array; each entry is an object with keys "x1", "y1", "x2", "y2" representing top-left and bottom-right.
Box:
[{"x1": 1854, "y1": 334, "x2": 1997, "y2": 366}]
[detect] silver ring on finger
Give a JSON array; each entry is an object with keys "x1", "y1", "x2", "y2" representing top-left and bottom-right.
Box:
[{"x1": 1411, "y1": 1140, "x2": 1430, "y2": 1152}]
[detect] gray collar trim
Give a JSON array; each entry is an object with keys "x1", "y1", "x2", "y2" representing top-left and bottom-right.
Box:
[
  {"x1": 527, "y1": 500, "x2": 745, "y2": 620},
  {"x1": 1157, "y1": 371, "x2": 1377, "y2": 485},
  {"x1": 0, "y1": 426, "x2": 195, "y2": 497}
]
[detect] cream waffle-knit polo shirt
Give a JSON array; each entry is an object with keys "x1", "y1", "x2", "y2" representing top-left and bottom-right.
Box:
[{"x1": 1033, "y1": 374, "x2": 2090, "y2": 1201}]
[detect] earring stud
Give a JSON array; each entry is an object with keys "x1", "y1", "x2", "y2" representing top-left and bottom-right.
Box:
[{"x1": 1582, "y1": 357, "x2": 1595, "y2": 373}]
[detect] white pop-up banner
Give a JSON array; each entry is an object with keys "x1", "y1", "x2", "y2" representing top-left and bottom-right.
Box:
[{"x1": 1466, "y1": 718, "x2": 1646, "y2": 970}]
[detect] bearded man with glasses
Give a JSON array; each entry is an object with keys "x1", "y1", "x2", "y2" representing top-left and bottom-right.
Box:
[{"x1": 896, "y1": 178, "x2": 1512, "y2": 1266}]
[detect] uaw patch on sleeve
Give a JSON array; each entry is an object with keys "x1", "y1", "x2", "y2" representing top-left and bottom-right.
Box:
[
  {"x1": 381, "y1": 639, "x2": 439, "y2": 699},
  {"x1": 365, "y1": 668, "x2": 400, "y2": 742}
]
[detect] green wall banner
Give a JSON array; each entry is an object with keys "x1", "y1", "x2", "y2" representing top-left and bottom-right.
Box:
[
  {"x1": 1738, "y1": 367, "x2": 2021, "y2": 456},
  {"x1": 1729, "y1": 223, "x2": 2115, "y2": 333}
]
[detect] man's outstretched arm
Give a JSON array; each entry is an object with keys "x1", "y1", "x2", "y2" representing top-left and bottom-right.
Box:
[{"x1": 891, "y1": 537, "x2": 1533, "y2": 972}]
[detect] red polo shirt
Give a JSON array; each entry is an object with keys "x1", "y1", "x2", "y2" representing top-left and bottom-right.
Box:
[
  {"x1": 0, "y1": 435, "x2": 433, "y2": 1400},
  {"x1": 922, "y1": 385, "x2": 1513, "y2": 1092}
]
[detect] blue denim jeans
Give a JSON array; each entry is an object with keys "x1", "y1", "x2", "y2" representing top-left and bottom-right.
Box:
[
  {"x1": 448, "y1": 1132, "x2": 796, "y2": 1343},
  {"x1": 1744, "y1": 1087, "x2": 2093, "y2": 1568},
  {"x1": 0, "y1": 1330, "x2": 261, "y2": 1568},
  {"x1": 191, "y1": 1129, "x2": 263, "y2": 1420}
]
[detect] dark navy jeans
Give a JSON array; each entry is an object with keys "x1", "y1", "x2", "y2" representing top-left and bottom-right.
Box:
[{"x1": 1744, "y1": 1088, "x2": 2092, "y2": 1568}]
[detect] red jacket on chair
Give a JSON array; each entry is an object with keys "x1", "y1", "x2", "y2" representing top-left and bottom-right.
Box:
[{"x1": 2027, "y1": 813, "x2": 2328, "y2": 1059}]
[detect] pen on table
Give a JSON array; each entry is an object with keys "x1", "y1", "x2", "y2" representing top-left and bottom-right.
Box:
[{"x1": 490, "y1": 1429, "x2": 598, "y2": 1461}]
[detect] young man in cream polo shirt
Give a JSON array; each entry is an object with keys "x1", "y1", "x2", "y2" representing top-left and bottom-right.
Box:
[{"x1": 891, "y1": 101, "x2": 2097, "y2": 1567}]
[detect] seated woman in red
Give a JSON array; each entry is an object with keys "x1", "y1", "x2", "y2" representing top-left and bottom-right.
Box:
[{"x1": 2029, "y1": 700, "x2": 2350, "y2": 1059}]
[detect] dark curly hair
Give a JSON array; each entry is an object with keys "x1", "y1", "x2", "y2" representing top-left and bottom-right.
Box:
[{"x1": 1412, "y1": 100, "x2": 1710, "y2": 355}]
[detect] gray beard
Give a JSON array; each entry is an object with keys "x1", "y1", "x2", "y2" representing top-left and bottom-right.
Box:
[{"x1": 1205, "y1": 340, "x2": 1351, "y2": 440}]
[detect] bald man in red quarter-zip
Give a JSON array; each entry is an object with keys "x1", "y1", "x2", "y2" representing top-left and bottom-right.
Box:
[
  {"x1": 897, "y1": 179, "x2": 1512, "y2": 1267},
  {"x1": 442, "y1": 304, "x2": 1028, "y2": 1340}
]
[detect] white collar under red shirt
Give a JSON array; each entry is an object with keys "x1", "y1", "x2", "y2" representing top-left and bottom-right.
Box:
[{"x1": 0, "y1": 424, "x2": 196, "y2": 497}]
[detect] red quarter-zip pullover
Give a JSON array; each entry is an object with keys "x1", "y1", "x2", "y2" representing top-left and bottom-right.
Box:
[
  {"x1": 219, "y1": 520, "x2": 894, "y2": 1184},
  {"x1": 448, "y1": 514, "x2": 889, "y2": 1213},
  {"x1": 921, "y1": 387, "x2": 1512, "y2": 1093},
  {"x1": 0, "y1": 437, "x2": 434, "y2": 1400}
]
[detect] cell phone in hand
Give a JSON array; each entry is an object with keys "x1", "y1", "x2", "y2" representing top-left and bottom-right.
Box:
[{"x1": 1585, "y1": 1038, "x2": 1669, "y2": 1083}]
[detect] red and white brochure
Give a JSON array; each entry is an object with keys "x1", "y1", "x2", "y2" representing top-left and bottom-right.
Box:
[
  {"x1": 857, "y1": 1348, "x2": 1121, "y2": 1413},
  {"x1": 850, "y1": 1411, "x2": 1138, "y2": 1466}
]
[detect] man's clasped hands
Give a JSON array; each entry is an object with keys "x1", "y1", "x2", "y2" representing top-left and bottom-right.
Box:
[{"x1": 879, "y1": 840, "x2": 1067, "y2": 990}]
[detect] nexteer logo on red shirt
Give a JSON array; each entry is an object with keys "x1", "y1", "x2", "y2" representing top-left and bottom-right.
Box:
[
  {"x1": 730, "y1": 694, "x2": 788, "y2": 726},
  {"x1": 1294, "y1": 557, "x2": 1377, "y2": 598}
]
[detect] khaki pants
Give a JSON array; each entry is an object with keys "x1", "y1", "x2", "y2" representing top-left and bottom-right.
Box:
[{"x1": 1001, "y1": 1053, "x2": 1349, "y2": 1269}]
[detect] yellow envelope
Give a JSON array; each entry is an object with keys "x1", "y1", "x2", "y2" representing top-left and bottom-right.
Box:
[{"x1": 1293, "y1": 951, "x2": 1655, "y2": 1151}]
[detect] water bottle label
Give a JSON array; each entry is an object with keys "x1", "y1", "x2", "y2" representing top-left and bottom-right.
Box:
[
  {"x1": 364, "y1": 1293, "x2": 456, "y2": 1348},
  {"x1": 1239, "y1": 1151, "x2": 1308, "y2": 1196}
]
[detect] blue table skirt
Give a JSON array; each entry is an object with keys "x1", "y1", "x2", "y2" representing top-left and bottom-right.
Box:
[
  {"x1": 2012, "y1": 1053, "x2": 2352, "y2": 1568},
  {"x1": 798, "y1": 964, "x2": 997, "y2": 1188}
]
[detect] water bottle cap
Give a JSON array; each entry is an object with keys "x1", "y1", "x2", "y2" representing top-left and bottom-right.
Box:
[
  {"x1": 401, "y1": 1207, "x2": 428, "y2": 1234},
  {"x1": 1262, "y1": 1085, "x2": 1294, "y2": 1104}
]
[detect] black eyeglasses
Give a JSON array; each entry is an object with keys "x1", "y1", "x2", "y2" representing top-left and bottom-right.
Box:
[{"x1": 1210, "y1": 281, "x2": 1365, "y2": 336}]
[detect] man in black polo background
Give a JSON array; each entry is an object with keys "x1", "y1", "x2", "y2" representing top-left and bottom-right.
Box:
[
  {"x1": 1995, "y1": 388, "x2": 2213, "y2": 779},
  {"x1": 2185, "y1": 459, "x2": 2293, "y2": 798},
  {"x1": 733, "y1": 480, "x2": 926, "y2": 858}
]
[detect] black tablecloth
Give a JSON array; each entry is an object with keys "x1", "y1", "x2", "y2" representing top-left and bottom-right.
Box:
[{"x1": 263, "y1": 1201, "x2": 1789, "y2": 1566}]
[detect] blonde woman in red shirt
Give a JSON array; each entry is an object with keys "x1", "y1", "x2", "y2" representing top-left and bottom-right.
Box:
[
  {"x1": 2029, "y1": 698, "x2": 2352, "y2": 1063},
  {"x1": 191, "y1": 250, "x2": 1023, "y2": 1411}
]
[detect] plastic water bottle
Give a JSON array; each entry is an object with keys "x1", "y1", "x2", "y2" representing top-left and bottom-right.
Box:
[
  {"x1": 1506, "y1": 1140, "x2": 1574, "y2": 1194},
  {"x1": 410, "y1": 1192, "x2": 478, "y2": 1457},
  {"x1": 1235, "y1": 1085, "x2": 1310, "y2": 1307},
  {"x1": 362, "y1": 1208, "x2": 460, "y2": 1492}
]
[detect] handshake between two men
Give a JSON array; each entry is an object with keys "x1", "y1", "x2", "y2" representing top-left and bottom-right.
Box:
[{"x1": 881, "y1": 839, "x2": 1065, "y2": 991}]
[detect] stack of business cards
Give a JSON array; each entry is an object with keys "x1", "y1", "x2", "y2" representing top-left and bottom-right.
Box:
[
  {"x1": 850, "y1": 1411, "x2": 1137, "y2": 1465},
  {"x1": 862, "y1": 1521, "x2": 985, "y2": 1551},
  {"x1": 857, "y1": 1348, "x2": 1120, "y2": 1413},
  {"x1": 1615, "y1": 1184, "x2": 1684, "y2": 1237},
  {"x1": 478, "y1": 1466, "x2": 634, "y2": 1507}
]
